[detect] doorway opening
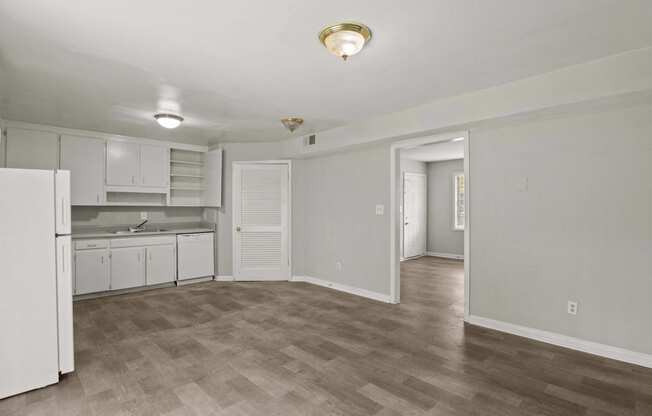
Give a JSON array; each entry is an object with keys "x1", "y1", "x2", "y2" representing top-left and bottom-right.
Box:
[{"x1": 390, "y1": 131, "x2": 470, "y2": 319}]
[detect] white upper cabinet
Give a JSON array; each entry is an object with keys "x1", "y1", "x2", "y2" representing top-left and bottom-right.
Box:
[
  {"x1": 6, "y1": 128, "x2": 59, "y2": 169},
  {"x1": 203, "y1": 148, "x2": 222, "y2": 207},
  {"x1": 106, "y1": 140, "x2": 140, "y2": 186},
  {"x1": 60, "y1": 135, "x2": 106, "y2": 205},
  {"x1": 140, "y1": 144, "x2": 169, "y2": 188},
  {"x1": 106, "y1": 140, "x2": 169, "y2": 189}
]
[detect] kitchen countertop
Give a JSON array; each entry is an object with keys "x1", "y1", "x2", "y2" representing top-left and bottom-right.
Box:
[{"x1": 71, "y1": 222, "x2": 216, "y2": 239}]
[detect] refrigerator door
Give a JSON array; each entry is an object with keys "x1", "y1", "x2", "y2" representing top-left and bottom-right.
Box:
[
  {"x1": 55, "y1": 170, "x2": 71, "y2": 235},
  {"x1": 0, "y1": 169, "x2": 59, "y2": 399},
  {"x1": 56, "y1": 235, "x2": 75, "y2": 374}
]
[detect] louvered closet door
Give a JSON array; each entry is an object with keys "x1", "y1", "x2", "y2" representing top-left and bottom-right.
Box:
[{"x1": 233, "y1": 163, "x2": 290, "y2": 280}]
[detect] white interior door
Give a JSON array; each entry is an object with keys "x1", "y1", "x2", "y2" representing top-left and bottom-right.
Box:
[
  {"x1": 233, "y1": 162, "x2": 290, "y2": 281},
  {"x1": 403, "y1": 172, "x2": 427, "y2": 258}
]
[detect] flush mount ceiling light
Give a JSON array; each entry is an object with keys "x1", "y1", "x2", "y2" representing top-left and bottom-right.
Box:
[
  {"x1": 280, "y1": 117, "x2": 304, "y2": 133},
  {"x1": 319, "y1": 22, "x2": 372, "y2": 61},
  {"x1": 154, "y1": 113, "x2": 184, "y2": 129}
]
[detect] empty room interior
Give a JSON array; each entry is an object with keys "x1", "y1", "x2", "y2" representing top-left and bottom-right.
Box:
[{"x1": 1, "y1": 1, "x2": 652, "y2": 415}]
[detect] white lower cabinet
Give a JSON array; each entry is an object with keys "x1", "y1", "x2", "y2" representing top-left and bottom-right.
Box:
[
  {"x1": 110, "y1": 247, "x2": 146, "y2": 290},
  {"x1": 73, "y1": 235, "x2": 178, "y2": 295},
  {"x1": 74, "y1": 249, "x2": 110, "y2": 295},
  {"x1": 146, "y1": 244, "x2": 176, "y2": 285}
]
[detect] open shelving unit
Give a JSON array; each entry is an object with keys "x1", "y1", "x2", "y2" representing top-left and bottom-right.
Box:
[{"x1": 168, "y1": 148, "x2": 222, "y2": 207}]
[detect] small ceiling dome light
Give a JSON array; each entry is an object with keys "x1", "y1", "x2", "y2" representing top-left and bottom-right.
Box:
[
  {"x1": 319, "y1": 22, "x2": 372, "y2": 61},
  {"x1": 281, "y1": 117, "x2": 304, "y2": 133},
  {"x1": 154, "y1": 113, "x2": 184, "y2": 129}
]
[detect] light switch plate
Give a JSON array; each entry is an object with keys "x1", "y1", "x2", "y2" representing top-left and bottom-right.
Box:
[
  {"x1": 140, "y1": 211, "x2": 148, "y2": 220},
  {"x1": 375, "y1": 204, "x2": 385, "y2": 215}
]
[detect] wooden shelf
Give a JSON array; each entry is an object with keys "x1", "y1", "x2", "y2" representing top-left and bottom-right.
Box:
[
  {"x1": 170, "y1": 174, "x2": 204, "y2": 178},
  {"x1": 170, "y1": 187, "x2": 205, "y2": 191},
  {"x1": 170, "y1": 160, "x2": 203, "y2": 166}
]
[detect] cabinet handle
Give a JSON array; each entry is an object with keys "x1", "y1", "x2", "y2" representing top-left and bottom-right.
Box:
[
  {"x1": 96, "y1": 194, "x2": 100, "y2": 204},
  {"x1": 101, "y1": 256, "x2": 104, "y2": 264},
  {"x1": 132, "y1": 176, "x2": 135, "y2": 184},
  {"x1": 60, "y1": 198, "x2": 65, "y2": 225}
]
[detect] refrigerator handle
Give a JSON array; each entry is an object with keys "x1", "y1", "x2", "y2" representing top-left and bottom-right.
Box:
[
  {"x1": 60, "y1": 198, "x2": 66, "y2": 227},
  {"x1": 61, "y1": 243, "x2": 65, "y2": 273}
]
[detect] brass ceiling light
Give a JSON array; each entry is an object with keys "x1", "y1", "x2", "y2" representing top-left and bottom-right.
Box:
[
  {"x1": 280, "y1": 117, "x2": 304, "y2": 133},
  {"x1": 319, "y1": 22, "x2": 372, "y2": 61}
]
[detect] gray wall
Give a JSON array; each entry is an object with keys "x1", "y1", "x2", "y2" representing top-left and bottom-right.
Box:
[
  {"x1": 427, "y1": 159, "x2": 464, "y2": 256},
  {"x1": 399, "y1": 158, "x2": 426, "y2": 258},
  {"x1": 296, "y1": 144, "x2": 391, "y2": 295},
  {"x1": 72, "y1": 206, "x2": 203, "y2": 227},
  {"x1": 470, "y1": 104, "x2": 652, "y2": 354}
]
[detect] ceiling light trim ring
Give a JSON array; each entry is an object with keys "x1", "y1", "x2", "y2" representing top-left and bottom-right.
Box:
[
  {"x1": 154, "y1": 113, "x2": 184, "y2": 129},
  {"x1": 319, "y1": 22, "x2": 372, "y2": 45}
]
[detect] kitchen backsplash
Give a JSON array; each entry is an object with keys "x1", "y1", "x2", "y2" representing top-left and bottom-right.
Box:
[{"x1": 71, "y1": 206, "x2": 204, "y2": 227}]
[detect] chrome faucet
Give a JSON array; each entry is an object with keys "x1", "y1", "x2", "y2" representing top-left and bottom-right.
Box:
[{"x1": 129, "y1": 220, "x2": 148, "y2": 233}]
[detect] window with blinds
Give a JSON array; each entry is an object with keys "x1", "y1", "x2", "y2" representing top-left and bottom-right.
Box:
[{"x1": 453, "y1": 173, "x2": 465, "y2": 230}]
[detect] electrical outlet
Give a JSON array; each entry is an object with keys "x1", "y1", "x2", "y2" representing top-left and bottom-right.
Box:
[
  {"x1": 567, "y1": 301, "x2": 578, "y2": 315},
  {"x1": 140, "y1": 211, "x2": 148, "y2": 220},
  {"x1": 375, "y1": 204, "x2": 385, "y2": 215},
  {"x1": 335, "y1": 261, "x2": 343, "y2": 272}
]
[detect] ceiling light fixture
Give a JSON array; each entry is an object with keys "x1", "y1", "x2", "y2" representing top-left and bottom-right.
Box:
[
  {"x1": 280, "y1": 117, "x2": 304, "y2": 133},
  {"x1": 154, "y1": 113, "x2": 184, "y2": 129},
  {"x1": 319, "y1": 22, "x2": 372, "y2": 61}
]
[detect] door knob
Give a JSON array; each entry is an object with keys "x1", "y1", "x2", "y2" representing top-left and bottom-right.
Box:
[{"x1": 236, "y1": 226, "x2": 241, "y2": 232}]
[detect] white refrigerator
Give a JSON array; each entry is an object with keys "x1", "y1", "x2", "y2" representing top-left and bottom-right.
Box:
[{"x1": 0, "y1": 168, "x2": 74, "y2": 399}]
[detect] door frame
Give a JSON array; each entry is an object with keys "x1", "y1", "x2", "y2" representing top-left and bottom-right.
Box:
[
  {"x1": 232, "y1": 160, "x2": 292, "y2": 281},
  {"x1": 402, "y1": 172, "x2": 427, "y2": 259},
  {"x1": 389, "y1": 131, "x2": 470, "y2": 320}
]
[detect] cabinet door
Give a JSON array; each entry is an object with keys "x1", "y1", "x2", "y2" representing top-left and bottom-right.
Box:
[
  {"x1": 6, "y1": 128, "x2": 59, "y2": 169},
  {"x1": 146, "y1": 244, "x2": 176, "y2": 285},
  {"x1": 110, "y1": 247, "x2": 146, "y2": 290},
  {"x1": 203, "y1": 148, "x2": 222, "y2": 207},
  {"x1": 106, "y1": 140, "x2": 140, "y2": 186},
  {"x1": 74, "y1": 250, "x2": 110, "y2": 295},
  {"x1": 140, "y1": 145, "x2": 169, "y2": 187},
  {"x1": 60, "y1": 135, "x2": 106, "y2": 205}
]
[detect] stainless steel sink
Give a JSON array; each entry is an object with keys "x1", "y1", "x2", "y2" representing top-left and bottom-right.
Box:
[{"x1": 112, "y1": 228, "x2": 169, "y2": 234}]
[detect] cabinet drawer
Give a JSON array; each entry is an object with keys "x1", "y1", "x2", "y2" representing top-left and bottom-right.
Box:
[
  {"x1": 75, "y1": 239, "x2": 109, "y2": 250},
  {"x1": 110, "y1": 235, "x2": 177, "y2": 248}
]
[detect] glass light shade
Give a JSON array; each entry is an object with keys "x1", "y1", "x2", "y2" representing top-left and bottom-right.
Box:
[
  {"x1": 154, "y1": 113, "x2": 183, "y2": 129},
  {"x1": 324, "y1": 30, "x2": 366, "y2": 59}
]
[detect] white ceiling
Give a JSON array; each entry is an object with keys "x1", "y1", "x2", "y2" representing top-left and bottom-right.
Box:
[
  {"x1": 401, "y1": 139, "x2": 464, "y2": 162},
  {"x1": 1, "y1": 1, "x2": 652, "y2": 145}
]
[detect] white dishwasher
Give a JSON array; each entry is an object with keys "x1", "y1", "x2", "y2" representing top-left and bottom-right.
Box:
[{"x1": 177, "y1": 232, "x2": 215, "y2": 280}]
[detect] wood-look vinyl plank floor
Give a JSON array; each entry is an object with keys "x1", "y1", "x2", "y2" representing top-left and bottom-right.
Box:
[{"x1": 2, "y1": 256, "x2": 651, "y2": 415}]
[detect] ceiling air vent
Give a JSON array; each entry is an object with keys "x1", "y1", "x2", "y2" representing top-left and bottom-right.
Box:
[{"x1": 304, "y1": 134, "x2": 316, "y2": 146}]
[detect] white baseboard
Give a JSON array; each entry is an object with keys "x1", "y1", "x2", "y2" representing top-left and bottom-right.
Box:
[
  {"x1": 177, "y1": 276, "x2": 214, "y2": 286},
  {"x1": 426, "y1": 251, "x2": 464, "y2": 260},
  {"x1": 466, "y1": 315, "x2": 652, "y2": 369},
  {"x1": 292, "y1": 275, "x2": 394, "y2": 304},
  {"x1": 215, "y1": 275, "x2": 234, "y2": 282}
]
